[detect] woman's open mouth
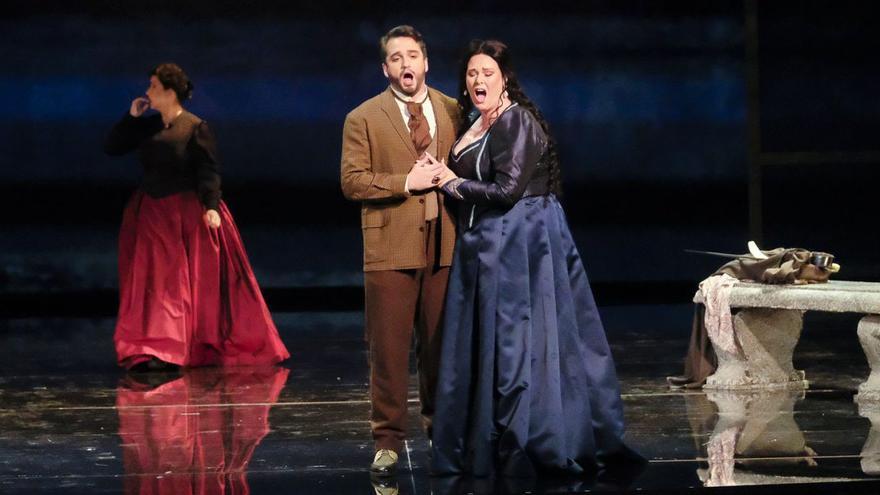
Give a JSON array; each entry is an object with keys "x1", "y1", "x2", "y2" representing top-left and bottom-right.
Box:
[{"x1": 474, "y1": 88, "x2": 487, "y2": 104}]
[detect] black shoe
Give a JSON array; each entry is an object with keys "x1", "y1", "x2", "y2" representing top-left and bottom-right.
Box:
[
  {"x1": 129, "y1": 357, "x2": 179, "y2": 373},
  {"x1": 145, "y1": 357, "x2": 179, "y2": 372},
  {"x1": 370, "y1": 449, "x2": 399, "y2": 477}
]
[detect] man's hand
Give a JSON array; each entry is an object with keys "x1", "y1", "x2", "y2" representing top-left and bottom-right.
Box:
[
  {"x1": 421, "y1": 152, "x2": 457, "y2": 186},
  {"x1": 406, "y1": 157, "x2": 444, "y2": 192}
]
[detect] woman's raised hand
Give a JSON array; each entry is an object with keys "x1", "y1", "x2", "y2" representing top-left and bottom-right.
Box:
[{"x1": 129, "y1": 97, "x2": 150, "y2": 117}]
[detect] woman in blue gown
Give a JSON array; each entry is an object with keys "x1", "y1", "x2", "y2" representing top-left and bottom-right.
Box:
[{"x1": 428, "y1": 39, "x2": 640, "y2": 478}]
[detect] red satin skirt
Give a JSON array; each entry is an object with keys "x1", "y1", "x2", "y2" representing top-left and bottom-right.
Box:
[{"x1": 114, "y1": 190, "x2": 290, "y2": 369}]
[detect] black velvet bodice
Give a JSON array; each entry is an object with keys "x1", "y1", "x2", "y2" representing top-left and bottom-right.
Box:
[{"x1": 104, "y1": 111, "x2": 222, "y2": 210}]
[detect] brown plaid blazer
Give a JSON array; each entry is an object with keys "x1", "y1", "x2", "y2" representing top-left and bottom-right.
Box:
[{"x1": 341, "y1": 86, "x2": 459, "y2": 272}]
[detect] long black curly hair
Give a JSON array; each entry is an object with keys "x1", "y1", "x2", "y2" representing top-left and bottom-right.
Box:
[{"x1": 456, "y1": 39, "x2": 562, "y2": 197}]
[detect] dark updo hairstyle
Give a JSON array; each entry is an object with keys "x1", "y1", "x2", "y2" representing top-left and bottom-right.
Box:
[
  {"x1": 457, "y1": 40, "x2": 562, "y2": 197},
  {"x1": 150, "y1": 63, "x2": 194, "y2": 102}
]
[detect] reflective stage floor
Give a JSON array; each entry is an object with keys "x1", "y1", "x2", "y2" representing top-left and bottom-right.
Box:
[{"x1": 1, "y1": 306, "x2": 880, "y2": 494}]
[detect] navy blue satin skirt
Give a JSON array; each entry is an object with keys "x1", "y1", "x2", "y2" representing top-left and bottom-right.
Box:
[{"x1": 431, "y1": 195, "x2": 633, "y2": 477}]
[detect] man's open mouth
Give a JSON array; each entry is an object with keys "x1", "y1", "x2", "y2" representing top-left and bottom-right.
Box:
[{"x1": 402, "y1": 70, "x2": 415, "y2": 84}]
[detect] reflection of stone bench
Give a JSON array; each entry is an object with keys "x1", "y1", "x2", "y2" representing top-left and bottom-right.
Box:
[
  {"x1": 693, "y1": 281, "x2": 880, "y2": 399},
  {"x1": 691, "y1": 389, "x2": 878, "y2": 484},
  {"x1": 699, "y1": 390, "x2": 817, "y2": 487},
  {"x1": 858, "y1": 401, "x2": 880, "y2": 476}
]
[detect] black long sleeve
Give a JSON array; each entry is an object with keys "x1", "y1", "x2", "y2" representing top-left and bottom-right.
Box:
[
  {"x1": 103, "y1": 113, "x2": 162, "y2": 156},
  {"x1": 189, "y1": 121, "x2": 222, "y2": 211},
  {"x1": 453, "y1": 106, "x2": 546, "y2": 207}
]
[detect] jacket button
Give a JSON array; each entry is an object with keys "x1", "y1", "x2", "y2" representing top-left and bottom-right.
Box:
[
  {"x1": 419, "y1": 198, "x2": 425, "y2": 204},
  {"x1": 419, "y1": 226, "x2": 425, "y2": 232}
]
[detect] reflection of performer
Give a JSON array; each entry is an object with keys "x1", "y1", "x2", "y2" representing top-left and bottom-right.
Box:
[
  {"x1": 430, "y1": 40, "x2": 640, "y2": 477},
  {"x1": 340, "y1": 26, "x2": 458, "y2": 476},
  {"x1": 116, "y1": 367, "x2": 289, "y2": 494},
  {"x1": 104, "y1": 63, "x2": 289, "y2": 371}
]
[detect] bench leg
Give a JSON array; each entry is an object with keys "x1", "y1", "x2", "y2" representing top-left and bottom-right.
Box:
[
  {"x1": 705, "y1": 309, "x2": 808, "y2": 390},
  {"x1": 856, "y1": 315, "x2": 880, "y2": 402}
]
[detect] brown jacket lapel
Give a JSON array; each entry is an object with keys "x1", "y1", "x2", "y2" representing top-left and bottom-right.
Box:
[
  {"x1": 379, "y1": 87, "x2": 418, "y2": 158},
  {"x1": 428, "y1": 87, "x2": 452, "y2": 158}
]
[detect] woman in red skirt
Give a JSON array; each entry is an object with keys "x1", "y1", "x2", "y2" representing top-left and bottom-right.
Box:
[{"x1": 104, "y1": 63, "x2": 289, "y2": 371}]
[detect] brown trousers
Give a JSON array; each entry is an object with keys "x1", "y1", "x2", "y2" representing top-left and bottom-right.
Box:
[{"x1": 364, "y1": 219, "x2": 449, "y2": 453}]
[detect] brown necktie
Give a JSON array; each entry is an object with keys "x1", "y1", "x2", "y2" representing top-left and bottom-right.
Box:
[{"x1": 405, "y1": 100, "x2": 432, "y2": 156}]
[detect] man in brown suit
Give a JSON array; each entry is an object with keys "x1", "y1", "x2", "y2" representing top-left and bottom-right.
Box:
[{"x1": 340, "y1": 25, "x2": 458, "y2": 476}]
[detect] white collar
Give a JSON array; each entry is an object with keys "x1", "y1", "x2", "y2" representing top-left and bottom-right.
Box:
[{"x1": 390, "y1": 85, "x2": 429, "y2": 104}]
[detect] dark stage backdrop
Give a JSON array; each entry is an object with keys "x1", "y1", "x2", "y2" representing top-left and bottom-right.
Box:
[{"x1": 0, "y1": 1, "x2": 876, "y2": 302}]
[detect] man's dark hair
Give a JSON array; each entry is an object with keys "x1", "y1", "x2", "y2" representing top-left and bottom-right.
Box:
[{"x1": 379, "y1": 25, "x2": 427, "y2": 62}]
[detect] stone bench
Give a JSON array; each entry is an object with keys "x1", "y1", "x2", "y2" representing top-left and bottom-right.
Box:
[{"x1": 693, "y1": 280, "x2": 880, "y2": 401}]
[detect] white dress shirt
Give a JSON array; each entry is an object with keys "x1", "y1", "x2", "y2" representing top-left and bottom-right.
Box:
[{"x1": 392, "y1": 86, "x2": 437, "y2": 194}]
